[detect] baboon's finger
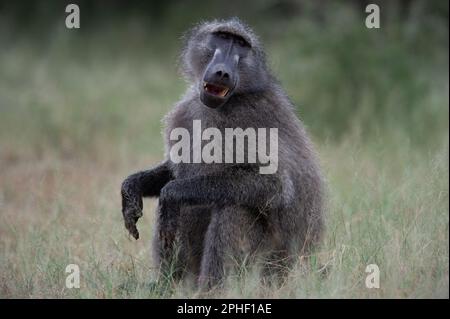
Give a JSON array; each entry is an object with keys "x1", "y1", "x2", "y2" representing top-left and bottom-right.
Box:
[
  {"x1": 122, "y1": 205, "x2": 142, "y2": 240},
  {"x1": 125, "y1": 218, "x2": 140, "y2": 240}
]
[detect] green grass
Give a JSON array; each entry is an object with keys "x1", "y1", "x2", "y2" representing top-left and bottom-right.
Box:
[{"x1": 0, "y1": 3, "x2": 448, "y2": 298}]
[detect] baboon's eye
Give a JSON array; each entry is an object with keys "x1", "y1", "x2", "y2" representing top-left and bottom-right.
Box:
[
  {"x1": 215, "y1": 32, "x2": 231, "y2": 40},
  {"x1": 213, "y1": 31, "x2": 250, "y2": 48},
  {"x1": 236, "y1": 38, "x2": 250, "y2": 48}
]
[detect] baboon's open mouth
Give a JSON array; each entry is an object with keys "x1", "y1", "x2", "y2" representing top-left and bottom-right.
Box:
[{"x1": 203, "y1": 82, "x2": 230, "y2": 98}]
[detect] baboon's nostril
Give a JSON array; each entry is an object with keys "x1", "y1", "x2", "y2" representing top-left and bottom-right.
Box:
[{"x1": 213, "y1": 67, "x2": 230, "y2": 80}]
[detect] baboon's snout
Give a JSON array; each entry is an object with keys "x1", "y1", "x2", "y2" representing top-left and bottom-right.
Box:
[
  {"x1": 203, "y1": 61, "x2": 236, "y2": 98},
  {"x1": 206, "y1": 63, "x2": 234, "y2": 87},
  {"x1": 200, "y1": 50, "x2": 238, "y2": 109}
]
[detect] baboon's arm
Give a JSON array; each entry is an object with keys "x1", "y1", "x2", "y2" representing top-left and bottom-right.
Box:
[
  {"x1": 159, "y1": 167, "x2": 282, "y2": 212},
  {"x1": 122, "y1": 161, "x2": 173, "y2": 198},
  {"x1": 121, "y1": 161, "x2": 173, "y2": 239}
]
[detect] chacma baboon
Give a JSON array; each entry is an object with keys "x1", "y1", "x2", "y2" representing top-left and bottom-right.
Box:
[{"x1": 121, "y1": 18, "x2": 324, "y2": 289}]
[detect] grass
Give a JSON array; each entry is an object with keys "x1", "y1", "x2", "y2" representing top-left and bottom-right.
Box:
[{"x1": 0, "y1": 2, "x2": 448, "y2": 298}]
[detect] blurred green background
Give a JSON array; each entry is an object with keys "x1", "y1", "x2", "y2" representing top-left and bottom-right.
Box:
[
  {"x1": 0, "y1": 0, "x2": 448, "y2": 157},
  {"x1": 0, "y1": 0, "x2": 448, "y2": 298}
]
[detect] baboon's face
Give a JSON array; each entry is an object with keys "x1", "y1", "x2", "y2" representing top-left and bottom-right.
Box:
[
  {"x1": 185, "y1": 23, "x2": 266, "y2": 109},
  {"x1": 198, "y1": 31, "x2": 251, "y2": 108}
]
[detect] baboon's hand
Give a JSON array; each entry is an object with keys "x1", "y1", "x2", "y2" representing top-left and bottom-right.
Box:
[{"x1": 121, "y1": 186, "x2": 143, "y2": 240}]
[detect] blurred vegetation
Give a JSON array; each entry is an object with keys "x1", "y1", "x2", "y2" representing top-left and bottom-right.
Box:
[
  {"x1": 0, "y1": 0, "x2": 448, "y2": 157},
  {"x1": 0, "y1": 1, "x2": 448, "y2": 298}
]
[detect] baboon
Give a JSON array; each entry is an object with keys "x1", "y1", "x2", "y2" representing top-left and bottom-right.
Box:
[{"x1": 121, "y1": 18, "x2": 324, "y2": 289}]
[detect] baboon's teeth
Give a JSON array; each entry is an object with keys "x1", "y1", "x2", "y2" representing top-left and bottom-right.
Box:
[
  {"x1": 218, "y1": 88, "x2": 229, "y2": 97},
  {"x1": 204, "y1": 82, "x2": 229, "y2": 98}
]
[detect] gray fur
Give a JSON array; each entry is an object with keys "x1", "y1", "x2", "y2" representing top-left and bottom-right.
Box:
[{"x1": 121, "y1": 18, "x2": 325, "y2": 290}]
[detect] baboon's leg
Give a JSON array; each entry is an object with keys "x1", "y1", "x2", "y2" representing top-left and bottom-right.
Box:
[
  {"x1": 198, "y1": 206, "x2": 267, "y2": 290},
  {"x1": 152, "y1": 205, "x2": 212, "y2": 282},
  {"x1": 178, "y1": 206, "x2": 212, "y2": 277},
  {"x1": 262, "y1": 209, "x2": 324, "y2": 284},
  {"x1": 152, "y1": 203, "x2": 184, "y2": 281}
]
